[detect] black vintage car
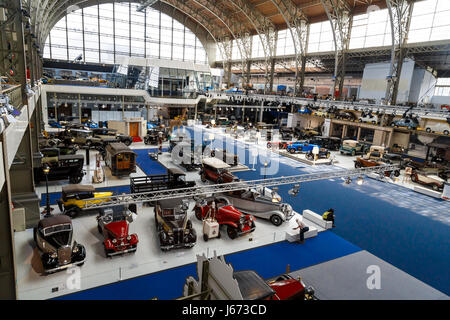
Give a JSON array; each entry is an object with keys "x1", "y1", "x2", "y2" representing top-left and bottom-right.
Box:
[
  {"x1": 305, "y1": 147, "x2": 331, "y2": 160},
  {"x1": 307, "y1": 136, "x2": 342, "y2": 151},
  {"x1": 34, "y1": 150, "x2": 85, "y2": 184},
  {"x1": 33, "y1": 215, "x2": 86, "y2": 274},
  {"x1": 154, "y1": 199, "x2": 197, "y2": 251}
]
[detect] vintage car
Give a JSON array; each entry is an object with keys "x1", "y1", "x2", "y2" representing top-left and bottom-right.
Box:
[
  {"x1": 92, "y1": 128, "x2": 133, "y2": 146},
  {"x1": 194, "y1": 196, "x2": 256, "y2": 239},
  {"x1": 339, "y1": 140, "x2": 370, "y2": 156},
  {"x1": 130, "y1": 168, "x2": 196, "y2": 193},
  {"x1": 34, "y1": 215, "x2": 86, "y2": 274},
  {"x1": 305, "y1": 147, "x2": 331, "y2": 160},
  {"x1": 155, "y1": 199, "x2": 197, "y2": 251},
  {"x1": 389, "y1": 143, "x2": 407, "y2": 154},
  {"x1": 313, "y1": 109, "x2": 328, "y2": 118},
  {"x1": 391, "y1": 118, "x2": 418, "y2": 130},
  {"x1": 266, "y1": 141, "x2": 291, "y2": 149},
  {"x1": 297, "y1": 105, "x2": 312, "y2": 114},
  {"x1": 307, "y1": 136, "x2": 342, "y2": 151},
  {"x1": 34, "y1": 151, "x2": 85, "y2": 184},
  {"x1": 358, "y1": 112, "x2": 379, "y2": 124},
  {"x1": 223, "y1": 187, "x2": 294, "y2": 226},
  {"x1": 97, "y1": 205, "x2": 138, "y2": 257},
  {"x1": 211, "y1": 148, "x2": 239, "y2": 166},
  {"x1": 104, "y1": 142, "x2": 137, "y2": 176},
  {"x1": 60, "y1": 128, "x2": 100, "y2": 148},
  {"x1": 279, "y1": 128, "x2": 294, "y2": 140},
  {"x1": 335, "y1": 111, "x2": 356, "y2": 121},
  {"x1": 82, "y1": 120, "x2": 99, "y2": 128},
  {"x1": 233, "y1": 270, "x2": 315, "y2": 300},
  {"x1": 410, "y1": 169, "x2": 446, "y2": 191},
  {"x1": 295, "y1": 128, "x2": 320, "y2": 139},
  {"x1": 200, "y1": 157, "x2": 239, "y2": 184},
  {"x1": 354, "y1": 146, "x2": 401, "y2": 177},
  {"x1": 57, "y1": 184, "x2": 113, "y2": 217},
  {"x1": 287, "y1": 142, "x2": 320, "y2": 154}
]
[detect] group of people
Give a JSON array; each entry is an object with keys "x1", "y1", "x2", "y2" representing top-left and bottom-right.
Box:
[{"x1": 293, "y1": 208, "x2": 335, "y2": 244}]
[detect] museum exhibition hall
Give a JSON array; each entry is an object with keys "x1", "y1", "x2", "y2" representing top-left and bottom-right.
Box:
[{"x1": 0, "y1": 0, "x2": 449, "y2": 303}]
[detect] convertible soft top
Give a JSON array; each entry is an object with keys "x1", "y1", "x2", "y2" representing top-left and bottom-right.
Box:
[
  {"x1": 202, "y1": 157, "x2": 231, "y2": 169},
  {"x1": 62, "y1": 184, "x2": 95, "y2": 195}
]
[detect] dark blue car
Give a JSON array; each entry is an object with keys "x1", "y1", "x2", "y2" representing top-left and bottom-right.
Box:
[{"x1": 286, "y1": 142, "x2": 320, "y2": 154}]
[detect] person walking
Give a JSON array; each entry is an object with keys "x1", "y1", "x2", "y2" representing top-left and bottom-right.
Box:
[{"x1": 293, "y1": 218, "x2": 309, "y2": 244}]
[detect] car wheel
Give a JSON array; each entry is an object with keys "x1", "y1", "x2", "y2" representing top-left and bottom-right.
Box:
[
  {"x1": 124, "y1": 139, "x2": 132, "y2": 146},
  {"x1": 355, "y1": 161, "x2": 362, "y2": 168},
  {"x1": 289, "y1": 148, "x2": 296, "y2": 154},
  {"x1": 200, "y1": 173, "x2": 207, "y2": 182},
  {"x1": 426, "y1": 128, "x2": 431, "y2": 133},
  {"x1": 267, "y1": 142, "x2": 272, "y2": 149},
  {"x1": 444, "y1": 130, "x2": 449, "y2": 135},
  {"x1": 69, "y1": 173, "x2": 83, "y2": 184},
  {"x1": 144, "y1": 138, "x2": 149, "y2": 145},
  {"x1": 203, "y1": 234, "x2": 209, "y2": 242},
  {"x1": 270, "y1": 215, "x2": 283, "y2": 226},
  {"x1": 411, "y1": 174, "x2": 418, "y2": 182},
  {"x1": 394, "y1": 170, "x2": 400, "y2": 177},
  {"x1": 351, "y1": 150, "x2": 356, "y2": 156},
  {"x1": 432, "y1": 184, "x2": 439, "y2": 191},
  {"x1": 194, "y1": 207, "x2": 203, "y2": 221},
  {"x1": 227, "y1": 226, "x2": 238, "y2": 240},
  {"x1": 216, "y1": 177, "x2": 223, "y2": 184},
  {"x1": 65, "y1": 206, "x2": 81, "y2": 218},
  {"x1": 306, "y1": 153, "x2": 313, "y2": 160}
]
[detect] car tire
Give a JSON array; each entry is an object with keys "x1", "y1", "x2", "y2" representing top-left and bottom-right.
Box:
[
  {"x1": 70, "y1": 174, "x2": 83, "y2": 184},
  {"x1": 411, "y1": 174, "x2": 418, "y2": 182},
  {"x1": 289, "y1": 148, "x2": 296, "y2": 154},
  {"x1": 351, "y1": 150, "x2": 356, "y2": 156},
  {"x1": 267, "y1": 142, "x2": 272, "y2": 149},
  {"x1": 194, "y1": 207, "x2": 203, "y2": 221},
  {"x1": 444, "y1": 130, "x2": 449, "y2": 135},
  {"x1": 355, "y1": 161, "x2": 361, "y2": 168},
  {"x1": 203, "y1": 234, "x2": 209, "y2": 242},
  {"x1": 65, "y1": 206, "x2": 81, "y2": 218},
  {"x1": 426, "y1": 128, "x2": 431, "y2": 133},
  {"x1": 227, "y1": 226, "x2": 238, "y2": 239},
  {"x1": 200, "y1": 173, "x2": 207, "y2": 182},
  {"x1": 394, "y1": 170, "x2": 400, "y2": 177},
  {"x1": 124, "y1": 139, "x2": 132, "y2": 146},
  {"x1": 216, "y1": 177, "x2": 223, "y2": 184},
  {"x1": 432, "y1": 184, "x2": 439, "y2": 191},
  {"x1": 270, "y1": 215, "x2": 283, "y2": 226}
]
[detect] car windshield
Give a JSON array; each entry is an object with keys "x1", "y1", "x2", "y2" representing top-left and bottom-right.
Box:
[{"x1": 42, "y1": 224, "x2": 72, "y2": 246}]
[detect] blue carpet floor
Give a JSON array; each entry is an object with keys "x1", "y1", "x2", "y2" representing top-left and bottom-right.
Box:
[
  {"x1": 185, "y1": 127, "x2": 450, "y2": 295},
  {"x1": 134, "y1": 148, "x2": 168, "y2": 175},
  {"x1": 55, "y1": 231, "x2": 360, "y2": 300}
]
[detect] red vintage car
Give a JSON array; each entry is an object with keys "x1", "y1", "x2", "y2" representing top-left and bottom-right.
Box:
[
  {"x1": 200, "y1": 157, "x2": 239, "y2": 184},
  {"x1": 193, "y1": 196, "x2": 255, "y2": 239},
  {"x1": 266, "y1": 141, "x2": 291, "y2": 149},
  {"x1": 97, "y1": 205, "x2": 139, "y2": 257},
  {"x1": 234, "y1": 271, "x2": 316, "y2": 300}
]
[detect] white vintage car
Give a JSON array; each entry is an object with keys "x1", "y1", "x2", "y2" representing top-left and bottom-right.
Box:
[
  {"x1": 223, "y1": 187, "x2": 294, "y2": 226},
  {"x1": 358, "y1": 113, "x2": 379, "y2": 124}
]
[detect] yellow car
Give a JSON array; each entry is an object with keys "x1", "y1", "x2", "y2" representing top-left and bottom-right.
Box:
[{"x1": 57, "y1": 184, "x2": 112, "y2": 217}]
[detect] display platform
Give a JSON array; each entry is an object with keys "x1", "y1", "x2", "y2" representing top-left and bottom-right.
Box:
[
  {"x1": 292, "y1": 250, "x2": 448, "y2": 300},
  {"x1": 276, "y1": 150, "x2": 334, "y2": 165},
  {"x1": 14, "y1": 201, "x2": 326, "y2": 299}
]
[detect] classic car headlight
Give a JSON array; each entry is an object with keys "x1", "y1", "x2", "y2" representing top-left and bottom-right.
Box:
[
  {"x1": 72, "y1": 246, "x2": 79, "y2": 253},
  {"x1": 127, "y1": 236, "x2": 131, "y2": 241},
  {"x1": 112, "y1": 239, "x2": 117, "y2": 244}
]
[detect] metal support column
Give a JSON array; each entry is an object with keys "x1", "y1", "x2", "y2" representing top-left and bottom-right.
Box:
[
  {"x1": 321, "y1": 0, "x2": 353, "y2": 100},
  {"x1": 385, "y1": 0, "x2": 414, "y2": 105},
  {"x1": 217, "y1": 37, "x2": 233, "y2": 89},
  {"x1": 262, "y1": 27, "x2": 277, "y2": 94},
  {"x1": 237, "y1": 32, "x2": 252, "y2": 88},
  {"x1": 270, "y1": 1, "x2": 309, "y2": 96}
]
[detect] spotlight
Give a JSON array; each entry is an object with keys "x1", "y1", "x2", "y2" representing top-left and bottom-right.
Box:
[
  {"x1": 356, "y1": 176, "x2": 364, "y2": 185},
  {"x1": 288, "y1": 184, "x2": 300, "y2": 196}
]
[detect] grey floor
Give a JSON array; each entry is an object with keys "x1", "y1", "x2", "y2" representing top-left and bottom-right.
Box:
[{"x1": 291, "y1": 250, "x2": 449, "y2": 300}]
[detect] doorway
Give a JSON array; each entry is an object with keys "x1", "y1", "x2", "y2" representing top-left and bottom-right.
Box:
[{"x1": 129, "y1": 122, "x2": 139, "y2": 137}]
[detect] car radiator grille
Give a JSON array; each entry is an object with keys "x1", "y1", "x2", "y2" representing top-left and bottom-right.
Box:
[{"x1": 58, "y1": 246, "x2": 72, "y2": 265}]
